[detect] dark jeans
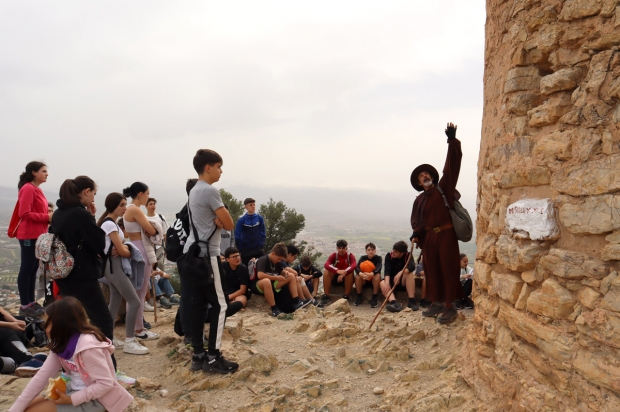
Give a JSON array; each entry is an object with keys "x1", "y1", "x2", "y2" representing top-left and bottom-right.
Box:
[
  {"x1": 180, "y1": 256, "x2": 228, "y2": 355},
  {"x1": 462, "y1": 278, "x2": 472, "y2": 297},
  {"x1": 178, "y1": 263, "x2": 192, "y2": 340},
  {"x1": 57, "y1": 280, "x2": 116, "y2": 369},
  {"x1": 18, "y1": 239, "x2": 39, "y2": 306},
  {"x1": 0, "y1": 327, "x2": 32, "y2": 365},
  {"x1": 240, "y1": 248, "x2": 265, "y2": 267}
]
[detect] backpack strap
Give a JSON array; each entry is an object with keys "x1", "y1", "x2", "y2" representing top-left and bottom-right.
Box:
[
  {"x1": 436, "y1": 186, "x2": 451, "y2": 209},
  {"x1": 187, "y1": 203, "x2": 218, "y2": 259}
]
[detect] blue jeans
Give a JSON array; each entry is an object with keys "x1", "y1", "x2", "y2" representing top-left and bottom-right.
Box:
[
  {"x1": 153, "y1": 278, "x2": 175, "y2": 297},
  {"x1": 18, "y1": 239, "x2": 39, "y2": 306}
]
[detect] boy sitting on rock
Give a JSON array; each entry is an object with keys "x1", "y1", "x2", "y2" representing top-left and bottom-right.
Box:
[
  {"x1": 354, "y1": 242, "x2": 383, "y2": 307},
  {"x1": 321, "y1": 239, "x2": 357, "y2": 305},
  {"x1": 380, "y1": 241, "x2": 416, "y2": 312},
  {"x1": 223, "y1": 247, "x2": 250, "y2": 308},
  {"x1": 293, "y1": 255, "x2": 323, "y2": 301},
  {"x1": 281, "y1": 244, "x2": 316, "y2": 306},
  {"x1": 250, "y1": 243, "x2": 310, "y2": 317}
]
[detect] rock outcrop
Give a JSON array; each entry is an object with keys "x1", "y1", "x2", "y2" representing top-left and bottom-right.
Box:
[{"x1": 468, "y1": 0, "x2": 620, "y2": 410}]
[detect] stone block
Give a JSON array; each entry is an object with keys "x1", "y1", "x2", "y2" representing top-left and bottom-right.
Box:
[
  {"x1": 559, "y1": 0, "x2": 604, "y2": 21},
  {"x1": 528, "y1": 93, "x2": 573, "y2": 127},
  {"x1": 578, "y1": 308, "x2": 620, "y2": 348},
  {"x1": 553, "y1": 154, "x2": 620, "y2": 197},
  {"x1": 474, "y1": 294, "x2": 500, "y2": 316},
  {"x1": 577, "y1": 287, "x2": 601, "y2": 309},
  {"x1": 540, "y1": 67, "x2": 586, "y2": 95},
  {"x1": 495, "y1": 235, "x2": 549, "y2": 272},
  {"x1": 559, "y1": 195, "x2": 620, "y2": 235},
  {"x1": 573, "y1": 349, "x2": 620, "y2": 393},
  {"x1": 601, "y1": 284, "x2": 620, "y2": 312},
  {"x1": 498, "y1": 165, "x2": 550, "y2": 188},
  {"x1": 490, "y1": 273, "x2": 524, "y2": 304},
  {"x1": 474, "y1": 261, "x2": 493, "y2": 290},
  {"x1": 527, "y1": 24, "x2": 563, "y2": 54},
  {"x1": 533, "y1": 130, "x2": 573, "y2": 160},
  {"x1": 587, "y1": 30, "x2": 620, "y2": 51},
  {"x1": 538, "y1": 248, "x2": 609, "y2": 280},
  {"x1": 602, "y1": 244, "x2": 620, "y2": 261},
  {"x1": 522, "y1": 268, "x2": 545, "y2": 284},
  {"x1": 527, "y1": 279, "x2": 575, "y2": 320},
  {"x1": 515, "y1": 283, "x2": 534, "y2": 310},
  {"x1": 549, "y1": 48, "x2": 590, "y2": 69},
  {"x1": 505, "y1": 66, "x2": 541, "y2": 93},
  {"x1": 506, "y1": 93, "x2": 541, "y2": 116},
  {"x1": 505, "y1": 198, "x2": 560, "y2": 240},
  {"x1": 476, "y1": 235, "x2": 498, "y2": 264},
  {"x1": 601, "y1": 271, "x2": 618, "y2": 294}
]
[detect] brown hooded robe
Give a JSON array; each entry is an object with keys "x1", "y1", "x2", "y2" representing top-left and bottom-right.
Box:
[{"x1": 410, "y1": 138, "x2": 463, "y2": 304}]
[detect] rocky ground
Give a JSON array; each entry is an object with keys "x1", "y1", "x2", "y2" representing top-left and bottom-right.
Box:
[{"x1": 0, "y1": 292, "x2": 480, "y2": 412}]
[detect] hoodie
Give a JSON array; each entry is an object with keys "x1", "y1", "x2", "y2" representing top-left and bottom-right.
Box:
[
  {"x1": 16, "y1": 182, "x2": 49, "y2": 240},
  {"x1": 9, "y1": 333, "x2": 133, "y2": 412},
  {"x1": 51, "y1": 200, "x2": 105, "y2": 284},
  {"x1": 234, "y1": 213, "x2": 266, "y2": 251}
]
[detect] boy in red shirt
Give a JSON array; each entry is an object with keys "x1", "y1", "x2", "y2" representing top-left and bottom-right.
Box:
[{"x1": 320, "y1": 239, "x2": 356, "y2": 305}]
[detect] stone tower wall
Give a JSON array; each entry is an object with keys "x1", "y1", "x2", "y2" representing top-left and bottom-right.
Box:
[{"x1": 465, "y1": 0, "x2": 620, "y2": 410}]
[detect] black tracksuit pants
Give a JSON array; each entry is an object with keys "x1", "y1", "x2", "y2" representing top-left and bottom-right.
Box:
[
  {"x1": 181, "y1": 256, "x2": 228, "y2": 355},
  {"x1": 0, "y1": 328, "x2": 32, "y2": 365}
]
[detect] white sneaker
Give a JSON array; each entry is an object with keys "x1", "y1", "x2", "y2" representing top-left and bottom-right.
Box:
[
  {"x1": 135, "y1": 330, "x2": 159, "y2": 341},
  {"x1": 143, "y1": 302, "x2": 154, "y2": 312},
  {"x1": 113, "y1": 338, "x2": 125, "y2": 348},
  {"x1": 123, "y1": 339, "x2": 149, "y2": 355}
]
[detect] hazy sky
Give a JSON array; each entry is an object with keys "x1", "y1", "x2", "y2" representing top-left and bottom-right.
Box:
[{"x1": 0, "y1": 1, "x2": 485, "y2": 226}]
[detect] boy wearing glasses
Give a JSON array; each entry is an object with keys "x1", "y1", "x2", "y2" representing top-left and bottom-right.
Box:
[
  {"x1": 222, "y1": 247, "x2": 250, "y2": 308},
  {"x1": 320, "y1": 239, "x2": 357, "y2": 305}
]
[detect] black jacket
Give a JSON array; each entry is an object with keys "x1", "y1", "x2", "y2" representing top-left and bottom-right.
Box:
[
  {"x1": 384, "y1": 252, "x2": 415, "y2": 278},
  {"x1": 51, "y1": 200, "x2": 105, "y2": 283},
  {"x1": 355, "y1": 254, "x2": 383, "y2": 275}
]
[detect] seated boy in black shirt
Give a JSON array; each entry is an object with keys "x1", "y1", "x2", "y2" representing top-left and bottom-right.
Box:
[
  {"x1": 293, "y1": 255, "x2": 322, "y2": 299},
  {"x1": 223, "y1": 247, "x2": 250, "y2": 308}
]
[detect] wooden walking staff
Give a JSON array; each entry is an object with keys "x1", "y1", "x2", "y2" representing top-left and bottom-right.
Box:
[{"x1": 368, "y1": 241, "x2": 414, "y2": 330}]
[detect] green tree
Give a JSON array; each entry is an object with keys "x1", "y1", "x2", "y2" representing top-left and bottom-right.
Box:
[
  {"x1": 219, "y1": 189, "x2": 244, "y2": 224},
  {"x1": 291, "y1": 240, "x2": 323, "y2": 267},
  {"x1": 259, "y1": 198, "x2": 306, "y2": 252}
]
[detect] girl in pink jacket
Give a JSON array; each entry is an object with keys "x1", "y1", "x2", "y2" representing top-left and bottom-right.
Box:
[
  {"x1": 9, "y1": 297, "x2": 133, "y2": 412},
  {"x1": 13, "y1": 161, "x2": 52, "y2": 318}
]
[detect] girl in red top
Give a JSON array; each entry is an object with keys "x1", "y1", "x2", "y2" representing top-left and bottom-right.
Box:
[{"x1": 14, "y1": 162, "x2": 52, "y2": 317}]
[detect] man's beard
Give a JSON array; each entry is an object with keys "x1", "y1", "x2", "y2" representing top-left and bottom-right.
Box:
[{"x1": 423, "y1": 180, "x2": 433, "y2": 188}]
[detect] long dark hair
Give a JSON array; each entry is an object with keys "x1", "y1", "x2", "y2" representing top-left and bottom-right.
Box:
[
  {"x1": 18, "y1": 161, "x2": 46, "y2": 190},
  {"x1": 59, "y1": 176, "x2": 96, "y2": 207},
  {"x1": 97, "y1": 193, "x2": 126, "y2": 226},
  {"x1": 122, "y1": 182, "x2": 148, "y2": 199},
  {"x1": 44, "y1": 297, "x2": 107, "y2": 354}
]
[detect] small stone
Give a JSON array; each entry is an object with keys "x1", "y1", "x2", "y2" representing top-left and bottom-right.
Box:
[
  {"x1": 159, "y1": 389, "x2": 169, "y2": 398},
  {"x1": 288, "y1": 349, "x2": 295, "y2": 353},
  {"x1": 261, "y1": 402, "x2": 275, "y2": 412},
  {"x1": 329, "y1": 299, "x2": 351, "y2": 314},
  {"x1": 367, "y1": 369, "x2": 377, "y2": 375},
  {"x1": 136, "y1": 377, "x2": 161, "y2": 390},
  {"x1": 373, "y1": 387, "x2": 385, "y2": 395},
  {"x1": 336, "y1": 347, "x2": 346, "y2": 357},
  {"x1": 277, "y1": 385, "x2": 294, "y2": 396},
  {"x1": 377, "y1": 361, "x2": 390, "y2": 372},
  {"x1": 306, "y1": 385, "x2": 321, "y2": 397}
]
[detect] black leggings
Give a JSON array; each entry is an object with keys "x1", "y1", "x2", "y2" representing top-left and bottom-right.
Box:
[
  {"x1": 0, "y1": 327, "x2": 32, "y2": 365},
  {"x1": 462, "y1": 279, "x2": 472, "y2": 297},
  {"x1": 57, "y1": 280, "x2": 117, "y2": 369},
  {"x1": 18, "y1": 239, "x2": 39, "y2": 306}
]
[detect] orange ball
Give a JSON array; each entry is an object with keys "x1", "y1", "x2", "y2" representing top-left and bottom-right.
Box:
[{"x1": 359, "y1": 260, "x2": 376, "y2": 274}]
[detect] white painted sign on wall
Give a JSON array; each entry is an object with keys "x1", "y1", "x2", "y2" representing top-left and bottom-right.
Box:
[{"x1": 506, "y1": 198, "x2": 559, "y2": 240}]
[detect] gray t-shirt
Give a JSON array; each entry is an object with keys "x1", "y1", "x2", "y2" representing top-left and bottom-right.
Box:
[{"x1": 183, "y1": 180, "x2": 224, "y2": 257}]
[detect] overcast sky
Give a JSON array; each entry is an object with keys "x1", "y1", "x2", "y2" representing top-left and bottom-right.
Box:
[{"x1": 0, "y1": 1, "x2": 485, "y2": 227}]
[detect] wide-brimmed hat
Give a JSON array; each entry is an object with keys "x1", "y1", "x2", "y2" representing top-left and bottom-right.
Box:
[{"x1": 410, "y1": 164, "x2": 439, "y2": 191}]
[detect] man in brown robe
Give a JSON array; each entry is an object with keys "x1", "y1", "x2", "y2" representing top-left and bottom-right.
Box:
[{"x1": 408, "y1": 122, "x2": 463, "y2": 324}]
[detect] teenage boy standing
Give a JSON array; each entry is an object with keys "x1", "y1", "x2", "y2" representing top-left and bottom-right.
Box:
[
  {"x1": 235, "y1": 198, "x2": 266, "y2": 266},
  {"x1": 321, "y1": 239, "x2": 356, "y2": 305},
  {"x1": 182, "y1": 149, "x2": 238, "y2": 374},
  {"x1": 354, "y1": 242, "x2": 383, "y2": 307}
]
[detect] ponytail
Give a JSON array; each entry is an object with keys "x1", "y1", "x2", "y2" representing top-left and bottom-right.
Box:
[
  {"x1": 122, "y1": 182, "x2": 149, "y2": 199},
  {"x1": 18, "y1": 161, "x2": 46, "y2": 190},
  {"x1": 96, "y1": 192, "x2": 126, "y2": 226},
  {"x1": 59, "y1": 176, "x2": 96, "y2": 207}
]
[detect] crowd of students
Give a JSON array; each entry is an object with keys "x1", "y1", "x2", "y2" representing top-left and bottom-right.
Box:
[{"x1": 3, "y1": 152, "x2": 474, "y2": 411}]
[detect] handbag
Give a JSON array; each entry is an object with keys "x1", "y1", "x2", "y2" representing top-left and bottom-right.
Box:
[
  {"x1": 7, "y1": 201, "x2": 21, "y2": 238},
  {"x1": 436, "y1": 186, "x2": 473, "y2": 242},
  {"x1": 177, "y1": 203, "x2": 218, "y2": 284}
]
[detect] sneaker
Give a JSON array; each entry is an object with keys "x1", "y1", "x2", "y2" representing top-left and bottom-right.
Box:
[
  {"x1": 463, "y1": 297, "x2": 475, "y2": 309},
  {"x1": 369, "y1": 296, "x2": 378, "y2": 308},
  {"x1": 354, "y1": 294, "x2": 363, "y2": 306},
  {"x1": 320, "y1": 294, "x2": 330, "y2": 305},
  {"x1": 116, "y1": 371, "x2": 136, "y2": 386},
  {"x1": 191, "y1": 354, "x2": 206, "y2": 371},
  {"x1": 422, "y1": 302, "x2": 445, "y2": 317},
  {"x1": 0, "y1": 356, "x2": 16, "y2": 374},
  {"x1": 136, "y1": 330, "x2": 159, "y2": 341},
  {"x1": 15, "y1": 359, "x2": 43, "y2": 378},
  {"x1": 292, "y1": 300, "x2": 306, "y2": 311},
  {"x1": 437, "y1": 307, "x2": 459, "y2": 324},
  {"x1": 408, "y1": 300, "x2": 420, "y2": 311},
  {"x1": 203, "y1": 354, "x2": 239, "y2": 374},
  {"x1": 113, "y1": 338, "x2": 125, "y2": 348},
  {"x1": 169, "y1": 295, "x2": 181, "y2": 305},
  {"x1": 123, "y1": 339, "x2": 150, "y2": 355},
  {"x1": 143, "y1": 318, "x2": 152, "y2": 329},
  {"x1": 32, "y1": 353, "x2": 48, "y2": 362},
  {"x1": 143, "y1": 302, "x2": 154, "y2": 312},
  {"x1": 342, "y1": 295, "x2": 350, "y2": 301},
  {"x1": 159, "y1": 297, "x2": 173, "y2": 309},
  {"x1": 19, "y1": 303, "x2": 44, "y2": 318},
  {"x1": 386, "y1": 301, "x2": 403, "y2": 313},
  {"x1": 299, "y1": 298, "x2": 313, "y2": 309},
  {"x1": 271, "y1": 307, "x2": 283, "y2": 317}
]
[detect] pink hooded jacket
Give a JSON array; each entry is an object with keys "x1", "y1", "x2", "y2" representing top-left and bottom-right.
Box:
[
  {"x1": 16, "y1": 182, "x2": 49, "y2": 240},
  {"x1": 9, "y1": 334, "x2": 133, "y2": 412}
]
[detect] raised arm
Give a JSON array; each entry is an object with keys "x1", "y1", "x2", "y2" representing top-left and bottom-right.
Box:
[{"x1": 437, "y1": 122, "x2": 462, "y2": 208}]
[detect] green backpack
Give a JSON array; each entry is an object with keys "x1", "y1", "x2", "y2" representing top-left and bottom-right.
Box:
[{"x1": 436, "y1": 186, "x2": 473, "y2": 242}]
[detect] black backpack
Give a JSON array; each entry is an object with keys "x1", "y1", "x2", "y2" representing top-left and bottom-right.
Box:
[{"x1": 165, "y1": 205, "x2": 190, "y2": 262}]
